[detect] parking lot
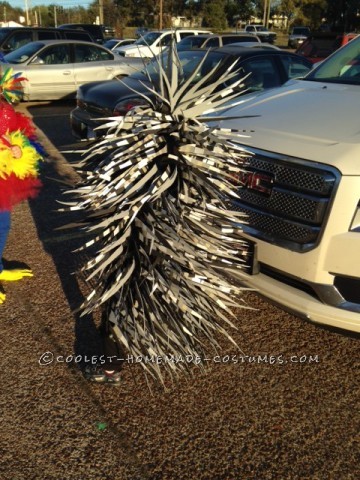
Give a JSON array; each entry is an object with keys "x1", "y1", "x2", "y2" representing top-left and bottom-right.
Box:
[{"x1": 0, "y1": 100, "x2": 359, "y2": 480}]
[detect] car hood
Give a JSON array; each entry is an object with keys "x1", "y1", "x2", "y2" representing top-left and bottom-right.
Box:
[
  {"x1": 116, "y1": 44, "x2": 148, "y2": 54},
  {"x1": 217, "y1": 80, "x2": 360, "y2": 175},
  {"x1": 78, "y1": 75, "x2": 152, "y2": 111}
]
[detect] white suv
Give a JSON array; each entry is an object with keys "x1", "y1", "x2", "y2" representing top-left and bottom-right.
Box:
[
  {"x1": 114, "y1": 29, "x2": 212, "y2": 58},
  {"x1": 217, "y1": 36, "x2": 360, "y2": 333}
]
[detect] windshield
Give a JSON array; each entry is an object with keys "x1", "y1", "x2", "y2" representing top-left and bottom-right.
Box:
[
  {"x1": 131, "y1": 50, "x2": 226, "y2": 83},
  {"x1": 135, "y1": 32, "x2": 162, "y2": 46},
  {"x1": 256, "y1": 27, "x2": 269, "y2": 32},
  {"x1": 292, "y1": 28, "x2": 310, "y2": 36},
  {"x1": 103, "y1": 39, "x2": 118, "y2": 49},
  {"x1": 0, "y1": 29, "x2": 11, "y2": 42},
  {"x1": 4, "y1": 42, "x2": 44, "y2": 64},
  {"x1": 304, "y1": 35, "x2": 360, "y2": 85},
  {"x1": 177, "y1": 36, "x2": 205, "y2": 50}
]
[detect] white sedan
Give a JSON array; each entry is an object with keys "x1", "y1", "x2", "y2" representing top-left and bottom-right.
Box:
[{"x1": 1, "y1": 39, "x2": 144, "y2": 101}]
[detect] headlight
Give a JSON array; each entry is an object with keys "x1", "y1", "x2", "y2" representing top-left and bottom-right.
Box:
[{"x1": 125, "y1": 52, "x2": 139, "y2": 58}]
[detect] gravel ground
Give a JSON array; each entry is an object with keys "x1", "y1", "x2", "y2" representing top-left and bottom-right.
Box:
[{"x1": 0, "y1": 112, "x2": 359, "y2": 480}]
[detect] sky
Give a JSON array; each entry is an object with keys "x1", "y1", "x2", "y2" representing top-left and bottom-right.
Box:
[{"x1": 11, "y1": 1, "x2": 92, "y2": 9}]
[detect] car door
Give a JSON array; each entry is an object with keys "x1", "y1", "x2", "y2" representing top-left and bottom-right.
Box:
[
  {"x1": 73, "y1": 43, "x2": 119, "y2": 86},
  {"x1": 24, "y1": 43, "x2": 75, "y2": 100}
]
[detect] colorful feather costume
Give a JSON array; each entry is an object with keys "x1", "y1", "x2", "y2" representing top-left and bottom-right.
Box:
[
  {"x1": 63, "y1": 46, "x2": 254, "y2": 382},
  {"x1": 0, "y1": 68, "x2": 43, "y2": 211}
]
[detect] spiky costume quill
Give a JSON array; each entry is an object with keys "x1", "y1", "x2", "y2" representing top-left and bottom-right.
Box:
[{"x1": 64, "y1": 46, "x2": 254, "y2": 382}]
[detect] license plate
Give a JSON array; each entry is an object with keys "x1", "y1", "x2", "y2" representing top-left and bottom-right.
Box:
[{"x1": 87, "y1": 127, "x2": 96, "y2": 140}]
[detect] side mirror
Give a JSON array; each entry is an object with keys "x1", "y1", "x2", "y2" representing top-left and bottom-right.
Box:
[
  {"x1": 2, "y1": 44, "x2": 12, "y2": 53},
  {"x1": 31, "y1": 56, "x2": 44, "y2": 65}
]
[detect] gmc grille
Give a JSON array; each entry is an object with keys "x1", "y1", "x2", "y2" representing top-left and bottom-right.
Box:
[{"x1": 231, "y1": 149, "x2": 340, "y2": 252}]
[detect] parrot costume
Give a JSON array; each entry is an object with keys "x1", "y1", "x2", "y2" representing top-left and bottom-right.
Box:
[{"x1": 0, "y1": 68, "x2": 44, "y2": 302}]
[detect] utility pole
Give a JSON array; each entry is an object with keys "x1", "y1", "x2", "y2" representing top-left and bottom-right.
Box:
[
  {"x1": 24, "y1": 0, "x2": 30, "y2": 25},
  {"x1": 263, "y1": 0, "x2": 271, "y2": 28},
  {"x1": 159, "y1": 0, "x2": 163, "y2": 30},
  {"x1": 99, "y1": 0, "x2": 104, "y2": 24},
  {"x1": 266, "y1": 0, "x2": 271, "y2": 28},
  {"x1": 263, "y1": 0, "x2": 268, "y2": 25}
]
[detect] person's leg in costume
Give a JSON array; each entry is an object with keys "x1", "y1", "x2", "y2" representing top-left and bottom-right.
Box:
[
  {"x1": 0, "y1": 210, "x2": 34, "y2": 284},
  {"x1": 84, "y1": 307, "x2": 125, "y2": 384},
  {"x1": 0, "y1": 210, "x2": 10, "y2": 303},
  {"x1": 0, "y1": 210, "x2": 11, "y2": 273}
]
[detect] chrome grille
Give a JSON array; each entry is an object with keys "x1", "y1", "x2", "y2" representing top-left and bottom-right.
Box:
[{"x1": 232, "y1": 151, "x2": 340, "y2": 251}]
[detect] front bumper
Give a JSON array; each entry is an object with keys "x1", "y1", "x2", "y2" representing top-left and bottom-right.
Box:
[
  {"x1": 288, "y1": 37, "x2": 306, "y2": 48},
  {"x1": 259, "y1": 34, "x2": 277, "y2": 44},
  {"x1": 235, "y1": 266, "x2": 360, "y2": 333},
  {"x1": 70, "y1": 107, "x2": 106, "y2": 141}
]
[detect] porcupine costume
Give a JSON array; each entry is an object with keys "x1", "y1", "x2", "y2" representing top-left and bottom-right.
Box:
[{"x1": 64, "y1": 45, "x2": 255, "y2": 383}]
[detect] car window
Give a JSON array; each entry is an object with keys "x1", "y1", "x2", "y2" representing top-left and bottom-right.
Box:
[
  {"x1": 135, "y1": 32, "x2": 161, "y2": 46},
  {"x1": 38, "y1": 31, "x2": 59, "y2": 40},
  {"x1": 4, "y1": 41, "x2": 44, "y2": 63},
  {"x1": 238, "y1": 56, "x2": 282, "y2": 90},
  {"x1": 231, "y1": 35, "x2": 259, "y2": 43},
  {"x1": 7, "y1": 31, "x2": 33, "y2": 51},
  {"x1": 292, "y1": 27, "x2": 310, "y2": 36},
  {"x1": 306, "y1": 36, "x2": 360, "y2": 84},
  {"x1": 279, "y1": 55, "x2": 311, "y2": 78},
  {"x1": 158, "y1": 33, "x2": 172, "y2": 47},
  {"x1": 74, "y1": 44, "x2": 112, "y2": 62},
  {"x1": 205, "y1": 37, "x2": 220, "y2": 47},
  {"x1": 179, "y1": 32, "x2": 196, "y2": 40},
  {"x1": 36, "y1": 44, "x2": 70, "y2": 64},
  {"x1": 64, "y1": 31, "x2": 92, "y2": 41},
  {"x1": 222, "y1": 36, "x2": 247, "y2": 45},
  {"x1": 137, "y1": 50, "x2": 226, "y2": 83},
  {"x1": 177, "y1": 36, "x2": 206, "y2": 49},
  {"x1": 0, "y1": 30, "x2": 10, "y2": 42},
  {"x1": 297, "y1": 37, "x2": 335, "y2": 59},
  {"x1": 103, "y1": 39, "x2": 118, "y2": 49}
]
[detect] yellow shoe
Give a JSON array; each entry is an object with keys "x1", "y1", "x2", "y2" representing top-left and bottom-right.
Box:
[
  {"x1": 0, "y1": 291, "x2": 5, "y2": 304},
  {"x1": 0, "y1": 269, "x2": 33, "y2": 281}
]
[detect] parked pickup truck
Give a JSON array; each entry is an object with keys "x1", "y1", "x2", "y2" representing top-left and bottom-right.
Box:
[
  {"x1": 218, "y1": 36, "x2": 360, "y2": 333},
  {"x1": 115, "y1": 28, "x2": 211, "y2": 58},
  {"x1": 244, "y1": 25, "x2": 277, "y2": 44}
]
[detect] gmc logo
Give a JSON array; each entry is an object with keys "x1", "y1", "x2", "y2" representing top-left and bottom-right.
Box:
[{"x1": 234, "y1": 170, "x2": 274, "y2": 196}]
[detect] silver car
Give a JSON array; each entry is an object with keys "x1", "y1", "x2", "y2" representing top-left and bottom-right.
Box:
[{"x1": 1, "y1": 39, "x2": 144, "y2": 101}]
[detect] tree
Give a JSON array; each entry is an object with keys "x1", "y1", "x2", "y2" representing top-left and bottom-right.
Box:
[
  {"x1": 225, "y1": 0, "x2": 255, "y2": 27},
  {"x1": 202, "y1": 0, "x2": 228, "y2": 30},
  {"x1": 277, "y1": 0, "x2": 327, "y2": 29},
  {"x1": 0, "y1": 1, "x2": 26, "y2": 25},
  {"x1": 325, "y1": 0, "x2": 360, "y2": 31}
]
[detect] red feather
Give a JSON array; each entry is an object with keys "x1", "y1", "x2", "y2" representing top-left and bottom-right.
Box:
[{"x1": 0, "y1": 174, "x2": 42, "y2": 210}]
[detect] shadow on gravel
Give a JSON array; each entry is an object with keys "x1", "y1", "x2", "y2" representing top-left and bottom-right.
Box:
[{"x1": 26, "y1": 101, "x2": 103, "y2": 363}]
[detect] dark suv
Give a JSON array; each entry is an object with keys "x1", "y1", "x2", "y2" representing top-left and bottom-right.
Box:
[
  {"x1": 58, "y1": 24, "x2": 114, "y2": 44},
  {"x1": 0, "y1": 27, "x2": 94, "y2": 54}
]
